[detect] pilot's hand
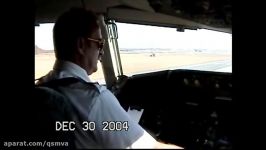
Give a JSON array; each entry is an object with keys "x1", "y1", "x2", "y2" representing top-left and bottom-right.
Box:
[{"x1": 155, "y1": 141, "x2": 184, "y2": 149}]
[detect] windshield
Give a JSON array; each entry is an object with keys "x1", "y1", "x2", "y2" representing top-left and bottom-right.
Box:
[
  {"x1": 116, "y1": 22, "x2": 232, "y2": 76},
  {"x1": 35, "y1": 23, "x2": 232, "y2": 83}
]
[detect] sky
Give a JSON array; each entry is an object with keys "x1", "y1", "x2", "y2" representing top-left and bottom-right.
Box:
[
  {"x1": 35, "y1": 22, "x2": 232, "y2": 51},
  {"x1": 35, "y1": 23, "x2": 54, "y2": 50}
]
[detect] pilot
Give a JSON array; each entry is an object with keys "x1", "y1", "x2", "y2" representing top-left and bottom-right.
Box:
[{"x1": 36, "y1": 7, "x2": 182, "y2": 149}]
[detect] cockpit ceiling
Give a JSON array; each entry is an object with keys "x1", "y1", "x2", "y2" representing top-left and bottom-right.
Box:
[
  {"x1": 35, "y1": 0, "x2": 231, "y2": 33},
  {"x1": 148, "y1": 0, "x2": 231, "y2": 29}
]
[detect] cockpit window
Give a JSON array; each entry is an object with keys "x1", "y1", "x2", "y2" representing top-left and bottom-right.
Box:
[{"x1": 116, "y1": 22, "x2": 232, "y2": 76}]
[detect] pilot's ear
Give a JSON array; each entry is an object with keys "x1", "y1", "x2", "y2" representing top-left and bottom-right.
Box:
[{"x1": 77, "y1": 37, "x2": 85, "y2": 55}]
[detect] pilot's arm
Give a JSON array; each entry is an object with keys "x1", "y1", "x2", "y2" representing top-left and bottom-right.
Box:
[{"x1": 88, "y1": 88, "x2": 183, "y2": 149}]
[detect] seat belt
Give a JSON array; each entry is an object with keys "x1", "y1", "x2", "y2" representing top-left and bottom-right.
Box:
[{"x1": 36, "y1": 77, "x2": 84, "y2": 88}]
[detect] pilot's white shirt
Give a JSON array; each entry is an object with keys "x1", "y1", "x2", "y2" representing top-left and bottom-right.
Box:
[{"x1": 36, "y1": 60, "x2": 157, "y2": 149}]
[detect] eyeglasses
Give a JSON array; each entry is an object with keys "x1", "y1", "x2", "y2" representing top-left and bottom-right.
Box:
[{"x1": 87, "y1": 37, "x2": 105, "y2": 51}]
